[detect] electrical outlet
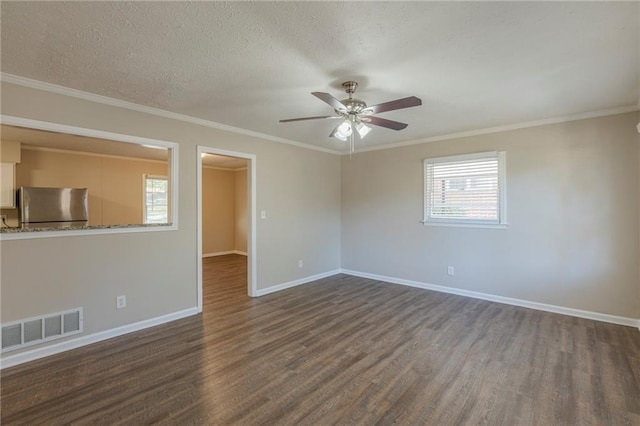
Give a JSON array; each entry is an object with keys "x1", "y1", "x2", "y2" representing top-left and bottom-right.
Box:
[
  {"x1": 298, "y1": 260, "x2": 303, "y2": 268},
  {"x1": 447, "y1": 266, "x2": 455, "y2": 276},
  {"x1": 116, "y1": 295, "x2": 126, "y2": 309}
]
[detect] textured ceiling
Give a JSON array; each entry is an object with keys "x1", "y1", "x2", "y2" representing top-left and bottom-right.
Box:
[
  {"x1": 1, "y1": 2, "x2": 638, "y2": 152},
  {"x1": 202, "y1": 154, "x2": 247, "y2": 170}
]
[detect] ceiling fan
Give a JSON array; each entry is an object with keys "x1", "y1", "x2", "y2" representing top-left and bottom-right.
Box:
[{"x1": 279, "y1": 81, "x2": 422, "y2": 152}]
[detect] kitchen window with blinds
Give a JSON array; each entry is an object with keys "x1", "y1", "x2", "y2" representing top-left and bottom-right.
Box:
[
  {"x1": 423, "y1": 151, "x2": 507, "y2": 228},
  {"x1": 143, "y1": 175, "x2": 169, "y2": 224}
]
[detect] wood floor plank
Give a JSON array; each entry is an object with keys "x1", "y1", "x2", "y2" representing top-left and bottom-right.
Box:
[{"x1": 2, "y1": 254, "x2": 639, "y2": 424}]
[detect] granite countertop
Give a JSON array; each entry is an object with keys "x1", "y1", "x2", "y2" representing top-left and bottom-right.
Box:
[{"x1": 0, "y1": 223, "x2": 173, "y2": 233}]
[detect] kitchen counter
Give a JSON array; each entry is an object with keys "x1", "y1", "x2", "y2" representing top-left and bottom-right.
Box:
[{"x1": 0, "y1": 223, "x2": 173, "y2": 233}]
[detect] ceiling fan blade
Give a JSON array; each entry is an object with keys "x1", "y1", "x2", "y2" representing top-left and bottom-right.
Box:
[
  {"x1": 279, "y1": 115, "x2": 341, "y2": 123},
  {"x1": 312, "y1": 92, "x2": 348, "y2": 111},
  {"x1": 362, "y1": 116, "x2": 408, "y2": 130},
  {"x1": 362, "y1": 96, "x2": 422, "y2": 115}
]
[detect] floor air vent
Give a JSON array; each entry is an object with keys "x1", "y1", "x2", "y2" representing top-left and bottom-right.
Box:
[{"x1": 1, "y1": 308, "x2": 83, "y2": 352}]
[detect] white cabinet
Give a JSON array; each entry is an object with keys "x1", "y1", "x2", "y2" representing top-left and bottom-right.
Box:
[{"x1": 1, "y1": 162, "x2": 16, "y2": 208}]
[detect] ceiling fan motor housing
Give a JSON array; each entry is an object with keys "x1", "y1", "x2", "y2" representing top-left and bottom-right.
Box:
[
  {"x1": 342, "y1": 81, "x2": 358, "y2": 94},
  {"x1": 339, "y1": 82, "x2": 369, "y2": 114},
  {"x1": 338, "y1": 98, "x2": 367, "y2": 114}
]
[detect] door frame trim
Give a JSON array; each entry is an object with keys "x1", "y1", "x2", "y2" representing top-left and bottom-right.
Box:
[{"x1": 197, "y1": 146, "x2": 257, "y2": 311}]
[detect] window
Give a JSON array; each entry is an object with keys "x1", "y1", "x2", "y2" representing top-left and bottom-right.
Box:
[
  {"x1": 0, "y1": 116, "x2": 178, "y2": 240},
  {"x1": 424, "y1": 151, "x2": 506, "y2": 228},
  {"x1": 143, "y1": 175, "x2": 169, "y2": 224}
]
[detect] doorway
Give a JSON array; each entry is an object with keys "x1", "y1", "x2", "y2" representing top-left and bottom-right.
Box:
[{"x1": 197, "y1": 146, "x2": 257, "y2": 312}]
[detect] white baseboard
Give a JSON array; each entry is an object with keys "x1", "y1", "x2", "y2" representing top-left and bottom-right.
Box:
[
  {"x1": 340, "y1": 269, "x2": 640, "y2": 330},
  {"x1": 203, "y1": 251, "x2": 234, "y2": 257},
  {"x1": 203, "y1": 250, "x2": 247, "y2": 258},
  {"x1": 4, "y1": 271, "x2": 635, "y2": 370},
  {"x1": 255, "y1": 269, "x2": 341, "y2": 296},
  {"x1": 0, "y1": 307, "x2": 199, "y2": 370}
]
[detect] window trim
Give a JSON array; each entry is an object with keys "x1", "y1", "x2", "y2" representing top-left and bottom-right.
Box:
[
  {"x1": 0, "y1": 115, "x2": 179, "y2": 241},
  {"x1": 423, "y1": 151, "x2": 507, "y2": 229}
]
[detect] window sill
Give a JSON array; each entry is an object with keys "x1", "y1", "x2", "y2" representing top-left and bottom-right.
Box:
[{"x1": 422, "y1": 221, "x2": 508, "y2": 230}]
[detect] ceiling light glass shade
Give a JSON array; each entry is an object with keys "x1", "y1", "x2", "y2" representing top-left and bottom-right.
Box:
[
  {"x1": 333, "y1": 120, "x2": 353, "y2": 141},
  {"x1": 355, "y1": 123, "x2": 371, "y2": 139}
]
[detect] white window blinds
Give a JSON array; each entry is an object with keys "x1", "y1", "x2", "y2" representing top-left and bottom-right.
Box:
[
  {"x1": 144, "y1": 175, "x2": 169, "y2": 224},
  {"x1": 424, "y1": 152, "x2": 506, "y2": 226}
]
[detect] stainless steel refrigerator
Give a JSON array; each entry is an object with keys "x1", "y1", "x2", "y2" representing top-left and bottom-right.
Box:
[{"x1": 19, "y1": 187, "x2": 89, "y2": 228}]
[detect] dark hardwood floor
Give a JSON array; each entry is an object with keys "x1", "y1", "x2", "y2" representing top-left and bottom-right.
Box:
[{"x1": 2, "y1": 254, "x2": 640, "y2": 424}]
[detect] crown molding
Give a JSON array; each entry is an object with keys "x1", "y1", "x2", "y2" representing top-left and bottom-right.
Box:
[
  {"x1": 347, "y1": 104, "x2": 640, "y2": 155},
  {"x1": 4, "y1": 73, "x2": 636, "y2": 157},
  {"x1": 0, "y1": 73, "x2": 342, "y2": 156}
]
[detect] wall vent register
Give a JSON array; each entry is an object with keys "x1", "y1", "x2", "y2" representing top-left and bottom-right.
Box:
[{"x1": 1, "y1": 307, "x2": 83, "y2": 352}]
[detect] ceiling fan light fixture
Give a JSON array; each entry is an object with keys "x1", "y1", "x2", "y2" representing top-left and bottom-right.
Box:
[
  {"x1": 333, "y1": 120, "x2": 353, "y2": 141},
  {"x1": 355, "y1": 122, "x2": 371, "y2": 139}
]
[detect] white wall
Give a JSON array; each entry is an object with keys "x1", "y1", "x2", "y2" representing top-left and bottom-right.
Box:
[
  {"x1": 341, "y1": 112, "x2": 639, "y2": 319},
  {"x1": 0, "y1": 81, "x2": 342, "y2": 358},
  {"x1": 235, "y1": 169, "x2": 248, "y2": 253},
  {"x1": 201, "y1": 167, "x2": 248, "y2": 255},
  {"x1": 202, "y1": 167, "x2": 236, "y2": 254},
  {"x1": 1, "y1": 79, "x2": 637, "y2": 364}
]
